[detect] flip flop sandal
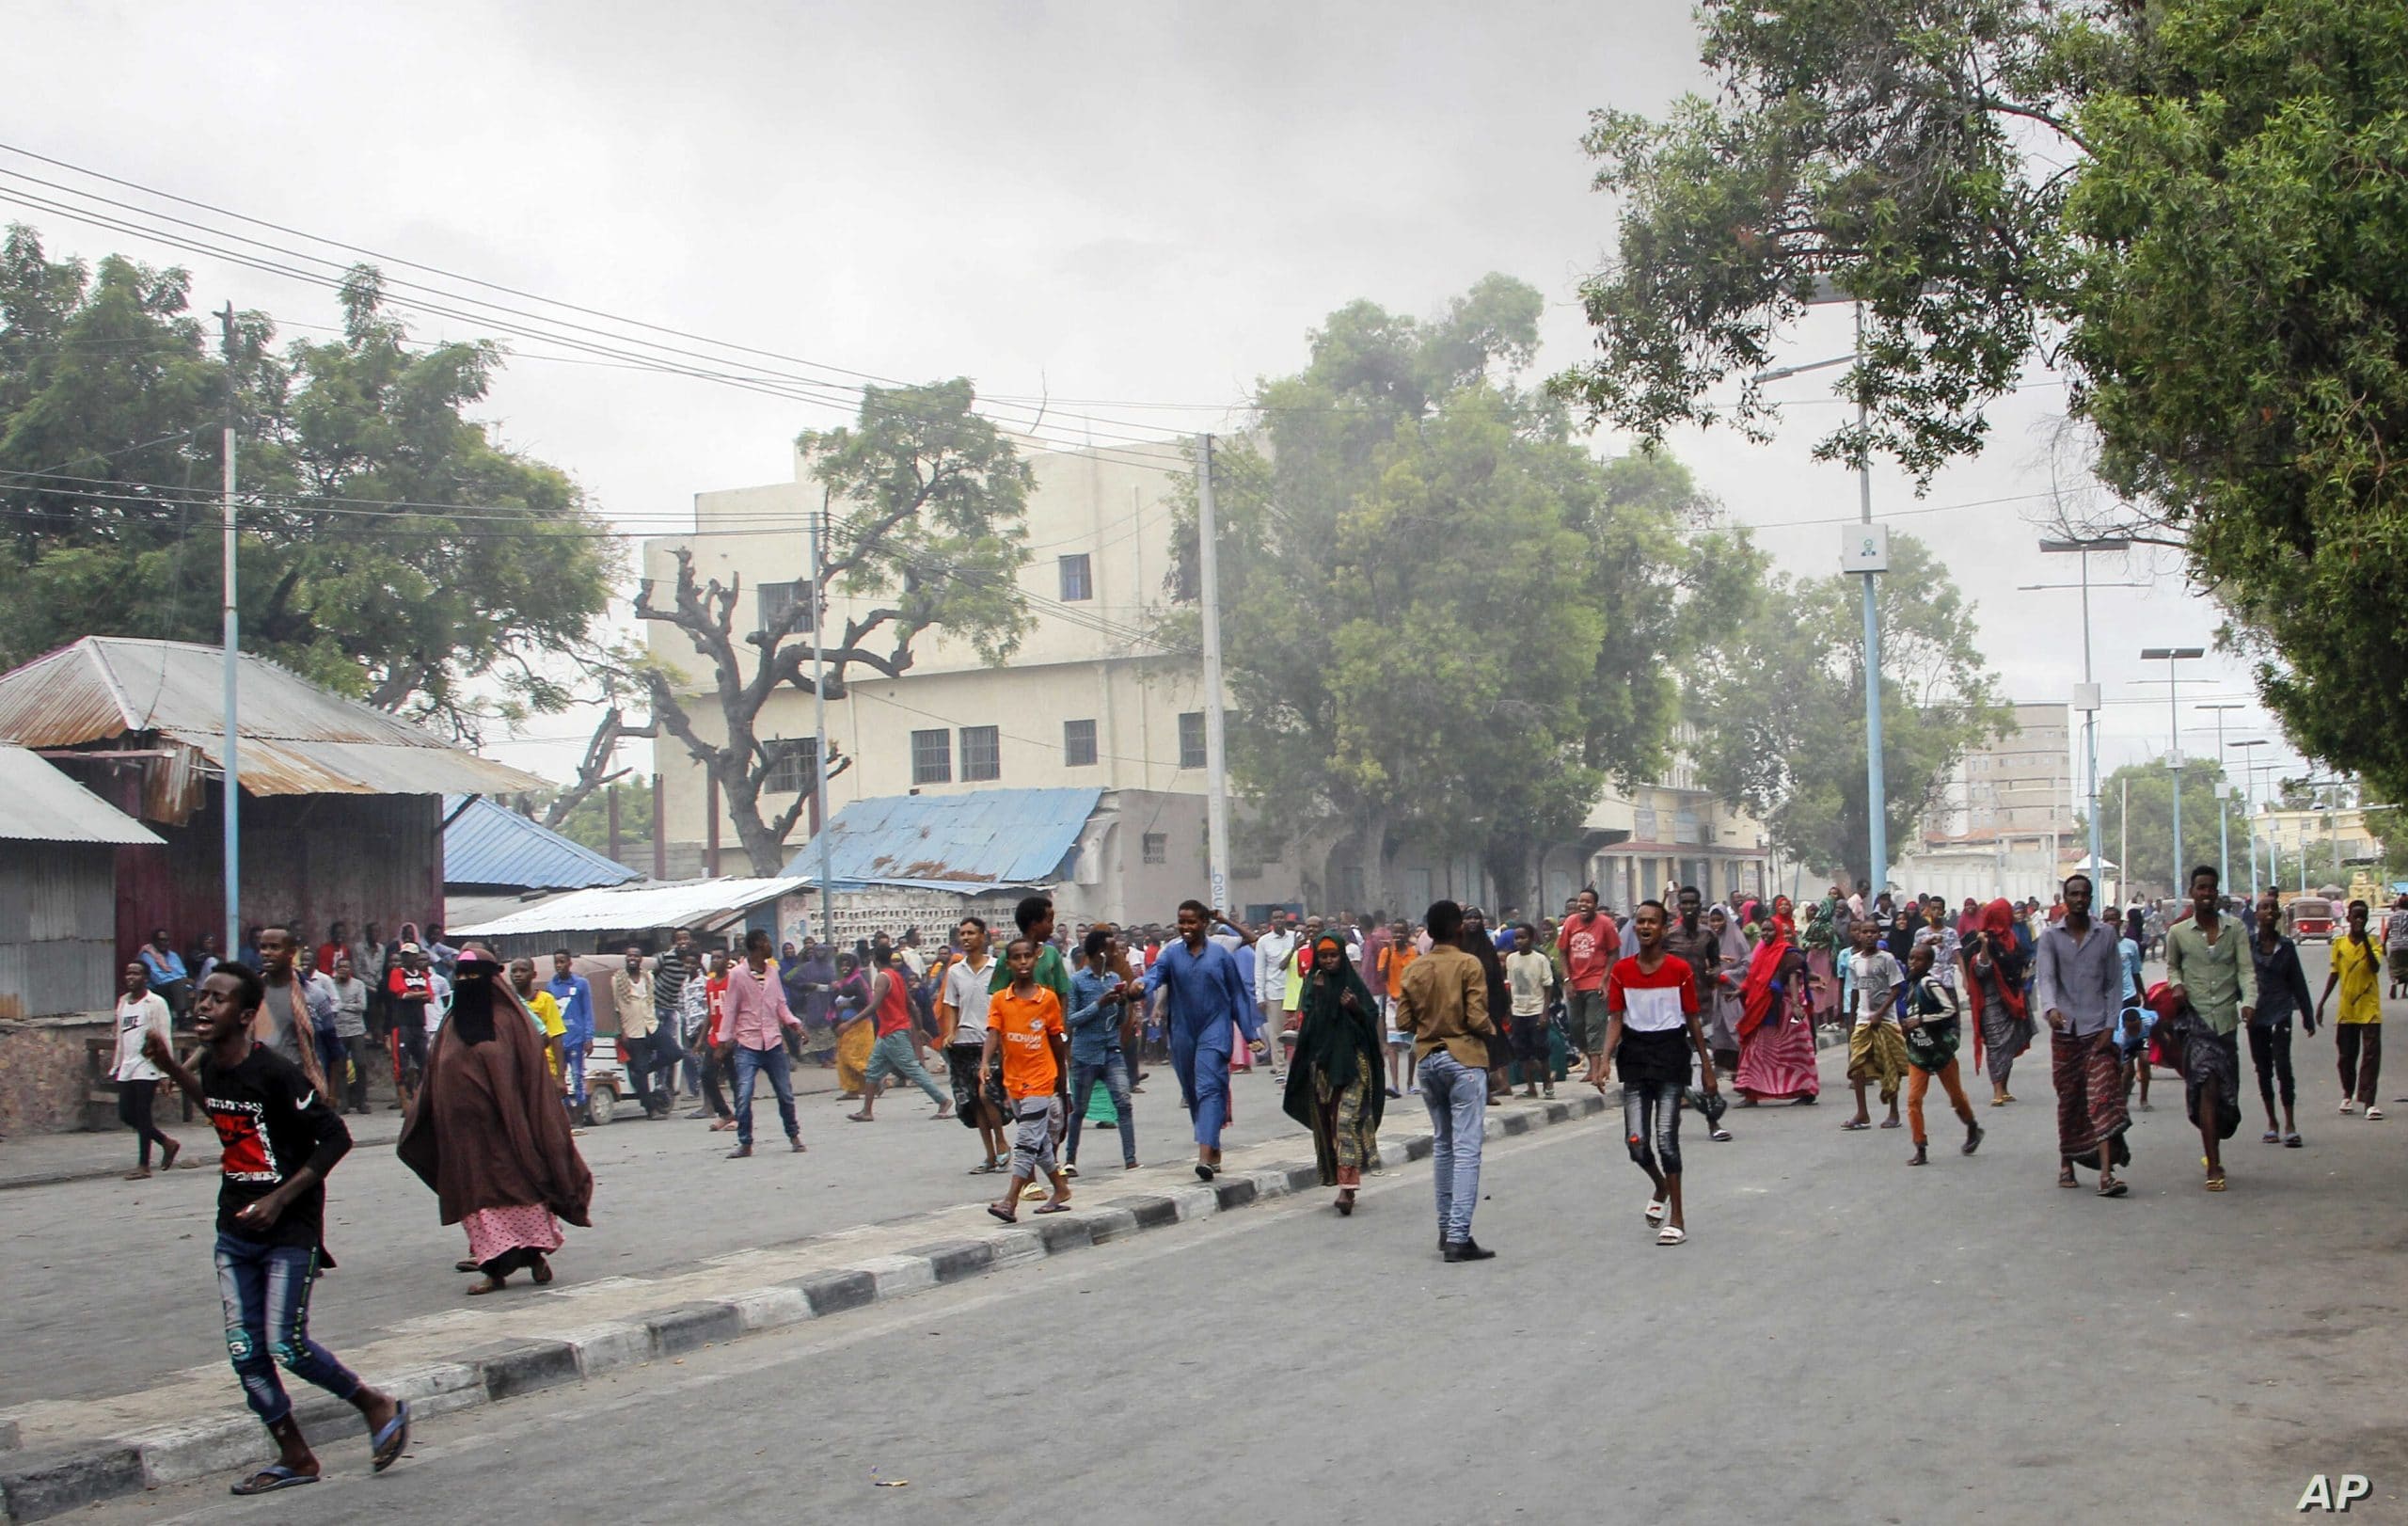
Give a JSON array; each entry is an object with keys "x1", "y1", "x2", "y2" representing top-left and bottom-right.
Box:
[
  {"x1": 371, "y1": 1399, "x2": 410, "y2": 1473},
  {"x1": 1878, "y1": 1119, "x2": 1902, "y2": 1129},
  {"x1": 1033, "y1": 1201, "x2": 1073, "y2": 1215},
  {"x1": 1655, "y1": 1225, "x2": 1687, "y2": 1246},
  {"x1": 2261, "y1": 1130, "x2": 2280, "y2": 1144},
  {"x1": 2098, "y1": 1179, "x2": 2129, "y2": 1199},
  {"x1": 453, "y1": 1259, "x2": 481, "y2": 1273},
  {"x1": 230, "y1": 1465, "x2": 318, "y2": 1495},
  {"x1": 985, "y1": 1203, "x2": 1017, "y2": 1224},
  {"x1": 2285, "y1": 1133, "x2": 2304, "y2": 1148},
  {"x1": 1644, "y1": 1200, "x2": 1666, "y2": 1224},
  {"x1": 2058, "y1": 1170, "x2": 2080, "y2": 1189},
  {"x1": 1709, "y1": 1127, "x2": 1734, "y2": 1142},
  {"x1": 1840, "y1": 1121, "x2": 1871, "y2": 1131},
  {"x1": 2205, "y1": 1175, "x2": 2227, "y2": 1191}
]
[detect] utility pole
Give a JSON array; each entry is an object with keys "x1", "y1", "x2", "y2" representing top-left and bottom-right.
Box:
[
  {"x1": 2119, "y1": 774, "x2": 2130, "y2": 909},
  {"x1": 2198, "y1": 702, "x2": 2244, "y2": 892},
  {"x1": 1852, "y1": 305, "x2": 1888, "y2": 902},
  {"x1": 2139, "y1": 646, "x2": 2203, "y2": 895},
  {"x1": 811, "y1": 494, "x2": 834, "y2": 947},
  {"x1": 1196, "y1": 435, "x2": 1231, "y2": 915},
  {"x1": 217, "y1": 304, "x2": 243, "y2": 960}
]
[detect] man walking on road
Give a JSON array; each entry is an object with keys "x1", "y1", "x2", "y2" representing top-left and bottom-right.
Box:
[
  {"x1": 941, "y1": 916, "x2": 1009, "y2": 1171},
  {"x1": 547, "y1": 950, "x2": 595, "y2": 1121},
  {"x1": 611, "y1": 947, "x2": 666, "y2": 1120},
  {"x1": 848, "y1": 944, "x2": 953, "y2": 1122},
  {"x1": 2036, "y1": 873, "x2": 2132, "y2": 1197},
  {"x1": 2249, "y1": 892, "x2": 2315, "y2": 1147},
  {"x1": 1397, "y1": 898, "x2": 1496, "y2": 1262},
  {"x1": 2316, "y1": 898, "x2": 2384, "y2": 1119},
  {"x1": 1255, "y1": 911, "x2": 1297, "y2": 1073},
  {"x1": 715, "y1": 929, "x2": 806, "y2": 1157},
  {"x1": 1602, "y1": 900, "x2": 1717, "y2": 1246},
  {"x1": 144, "y1": 965, "x2": 409, "y2": 1494},
  {"x1": 2164, "y1": 866, "x2": 2256, "y2": 1191},
  {"x1": 1143, "y1": 899, "x2": 1260, "y2": 1181},
  {"x1": 980, "y1": 936, "x2": 1072, "y2": 1222}
]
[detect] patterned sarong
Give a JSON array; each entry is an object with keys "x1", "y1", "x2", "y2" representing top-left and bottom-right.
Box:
[
  {"x1": 1846, "y1": 1022, "x2": 1909, "y2": 1105},
  {"x1": 2163, "y1": 1010, "x2": 2242, "y2": 1141},
  {"x1": 2052, "y1": 1025, "x2": 2131, "y2": 1170}
]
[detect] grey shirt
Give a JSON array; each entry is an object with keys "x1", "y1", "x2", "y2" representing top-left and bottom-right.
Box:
[
  {"x1": 2035, "y1": 920, "x2": 2126, "y2": 1038},
  {"x1": 261, "y1": 971, "x2": 340, "y2": 1062}
]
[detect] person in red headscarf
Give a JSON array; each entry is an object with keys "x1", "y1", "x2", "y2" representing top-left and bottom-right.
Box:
[
  {"x1": 1964, "y1": 898, "x2": 2036, "y2": 1106},
  {"x1": 1734, "y1": 912, "x2": 1820, "y2": 1104}
]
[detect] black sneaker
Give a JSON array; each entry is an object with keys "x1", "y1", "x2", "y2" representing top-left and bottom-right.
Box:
[{"x1": 1442, "y1": 1238, "x2": 1497, "y2": 1264}]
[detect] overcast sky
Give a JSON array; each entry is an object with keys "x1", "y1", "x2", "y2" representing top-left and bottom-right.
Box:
[{"x1": 6, "y1": 0, "x2": 2301, "y2": 807}]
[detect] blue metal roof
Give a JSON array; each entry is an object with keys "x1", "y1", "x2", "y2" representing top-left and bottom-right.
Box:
[
  {"x1": 443, "y1": 794, "x2": 642, "y2": 891},
  {"x1": 781, "y1": 787, "x2": 1101, "y2": 891}
]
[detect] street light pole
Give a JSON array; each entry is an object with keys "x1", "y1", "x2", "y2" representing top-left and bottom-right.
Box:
[
  {"x1": 1852, "y1": 305, "x2": 1887, "y2": 901},
  {"x1": 2036, "y1": 539, "x2": 2134, "y2": 888},
  {"x1": 2229, "y1": 738, "x2": 2268, "y2": 895},
  {"x1": 2139, "y1": 646, "x2": 2203, "y2": 894},
  {"x1": 2197, "y1": 703, "x2": 2245, "y2": 892}
]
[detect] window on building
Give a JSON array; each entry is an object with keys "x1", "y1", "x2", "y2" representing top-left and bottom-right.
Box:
[
  {"x1": 911, "y1": 728, "x2": 951, "y2": 785},
  {"x1": 1063, "y1": 718, "x2": 1098, "y2": 768},
  {"x1": 759, "y1": 737, "x2": 818, "y2": 794},
  {"x1": 959, "y1": 725, "x2": 1001, "y2": 782},
  {"x1": 757, "y1": 580, "x2": 812, "y2": 635},
  {"x1": 1177, "y1": 710, "x2": 1207, "y2": 770},
  {"x1": 1057, "y1": 553, "x2": 1093, "y2": 602},
  {"x1": 1142, "y1": 832, "x2": 1168, "y2": 865}
]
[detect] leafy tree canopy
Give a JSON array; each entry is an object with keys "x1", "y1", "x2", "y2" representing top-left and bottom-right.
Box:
[
  {"x1": 0, "y1": 230, "x2": 616, "y2": 739},
  {"x1": 1556, "y1": 0, "x2": 2408, "y2": 801}
]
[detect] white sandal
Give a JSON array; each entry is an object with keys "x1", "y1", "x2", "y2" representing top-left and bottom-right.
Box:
[
  {"x1": 1644, "y1": 1199, "x2": 1666, "y2": 1225},
  {"x1": 1656, "y1": 1224, "x2": 1687, "y2": 1246},
  {"x1": 2368, "y1": 1106, "x2": 2385, "y2": 1121}
]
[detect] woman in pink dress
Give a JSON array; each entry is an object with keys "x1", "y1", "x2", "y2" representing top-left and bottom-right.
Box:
[{"x1": 1735, "y1": 914, "x2": 1820, "y2": 1105}]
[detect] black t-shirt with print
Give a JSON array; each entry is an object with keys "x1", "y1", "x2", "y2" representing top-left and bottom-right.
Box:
[{"x1": 198, "y1": 1043, "x2": 352, "y2": 1248}]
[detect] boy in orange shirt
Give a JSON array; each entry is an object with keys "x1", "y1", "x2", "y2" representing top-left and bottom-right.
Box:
[
  {"x1": 980, "y1": 937, "x2": 1072, "y2": 1222},
  {"x1": 1379, "y1": 920, "x2": 1419, "y2": 1097}
]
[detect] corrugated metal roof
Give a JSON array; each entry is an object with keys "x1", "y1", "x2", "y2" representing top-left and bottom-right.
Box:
[
  {"x1": 0, "y1": 745, "x2": 164, "y2": 846},
  {"x1": 0, "y1": 637, "x2": 547, "y2": 797},
  {"x1": 443, "y1": 794, "x2": 641, "y2": 891},
  {"x1": 451, "y1": 876, "x2": 807, "y2": 939},
  {"x1": 780, "y1": 787, "x2": 1101, "y2": 891}
]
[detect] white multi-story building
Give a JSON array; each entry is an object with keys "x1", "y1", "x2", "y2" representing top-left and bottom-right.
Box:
[{"x1": 643, "y1": 436, "x2": 1767, "y2": 923}]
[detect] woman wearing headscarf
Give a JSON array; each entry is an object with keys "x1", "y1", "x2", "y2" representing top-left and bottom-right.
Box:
[
  {"x1": 1703, "y1": 905, "x2": 1750, "y2": 1077},
  {"x1": 830, "y1": 952, "x2": 875, "y2": 1098},
  {"x1": 1735, "y1": 912, "x2": 1820, "y2": 1105},
  {"x1": 397, "y1": 947, "x2": 594, "y2": 1295},
  {"x1": 1281, "y1": 932, "x2": 1386, "y2": 1215},
  {"x1": 1964, "y1": 898, "x2": 2036, "y2": 1106}
]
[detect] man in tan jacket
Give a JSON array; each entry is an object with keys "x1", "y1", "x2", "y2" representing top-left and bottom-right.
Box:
[{"x1": 1397, "y1": 899, "x2": 1497, "y2": 1262}]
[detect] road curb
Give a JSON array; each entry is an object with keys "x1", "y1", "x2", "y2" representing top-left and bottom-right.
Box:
[{"x1": 0, "y1": 1088, "x2": 1614, "y2": 1521}]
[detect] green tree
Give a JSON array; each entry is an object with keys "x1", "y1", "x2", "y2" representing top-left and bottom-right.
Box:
[
  {"x1": 1691, "y1": 533, "x2": 2009, "y2": 889},
  {"x1": 1182, "y1": 277, "x2": 1753, "y2": 911},
  {"x1": 635, "y1": 380, "x2": 1031, "y2": 873},
  {"x1": 2092, "y1": 758, "x2": 2235, "y2": 897},
  {"x1": 1553, "y1": 0, "x2": 2408, "y2": 805},
  {"x1": 0, "y1": 230, "x2": 618, "y2": 738},
  {"x1": 547, "y1": 774, "x2": 653, "y2": 858}
]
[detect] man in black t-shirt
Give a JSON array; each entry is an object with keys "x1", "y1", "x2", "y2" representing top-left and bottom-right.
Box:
[{"x1": 150, "y1": 964, "x2": 410, "y2": 1495}]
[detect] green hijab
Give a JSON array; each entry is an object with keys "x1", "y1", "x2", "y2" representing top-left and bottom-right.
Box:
[{"x1": 1281, "y1": 934, "x2": 1385, "y2": 1129}]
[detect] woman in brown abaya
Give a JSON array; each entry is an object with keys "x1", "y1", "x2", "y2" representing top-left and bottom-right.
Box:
[{"x1": 397, "y1": 947, "x2": 594, "y2": 1295}]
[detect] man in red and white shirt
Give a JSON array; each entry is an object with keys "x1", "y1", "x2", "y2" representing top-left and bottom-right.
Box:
[
  {"x1": 1560, "y1": 887, "x2": 1617, "y2": 1071},
  {"x1": 1599, "y1": 899, "x2": 1717, "y2": 1246}
]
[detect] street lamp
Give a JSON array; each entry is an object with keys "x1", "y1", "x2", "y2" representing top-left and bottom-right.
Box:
[
  {"x1": 2032, "y1": 538, "x2": 2138, "y2": 891},
  {"x1": 2139, "y1": 646, "x2": 2205, "y2": 893},
  {"x1": 2229, "y1": 737, "x2": 2269, "y2": 893},
  {"x1": 1758, "y1": 284, "x2": 1889, "y2": 898},
  {"x1": 2196, "y1": 702, "x2": 2247, "y2": 892}
]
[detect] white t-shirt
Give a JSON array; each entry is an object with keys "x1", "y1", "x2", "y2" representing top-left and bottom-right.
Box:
[
  {"x1": 1504, "y1": 949, "x2": 1553, "y2": 1017},
  {"x1": 943, "y1": 955, "x2": 995, "y2": 1047},
  {"x1": 1851, "y1": 950, "x2": 1905, "y2": 1027},
  {"x1": 113, "y1": 991, "x2": 172, "y2": 1081}
]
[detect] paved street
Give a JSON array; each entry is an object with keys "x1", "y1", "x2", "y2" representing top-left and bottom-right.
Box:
[
  {"x1": 66, "y1": 1014, "x2": 2408, "y2": 1526},
  {"x1": 0, "y1": 1054, "x2": 1339, "y2": 1407}
]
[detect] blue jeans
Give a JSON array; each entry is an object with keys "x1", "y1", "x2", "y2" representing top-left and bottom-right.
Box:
[
  {"x1": 1066, "y1": 1054, "x2": 1135, "y2": 1166},
  {"x1": 1418, "y1": 1050, "x2": 1486, "y2": 1246},
  {"x1": 562, "y1": 1040, "x2": 590, "y2": 1108},
  {"x1": 732, "y1": 1044, "x2": 798, "y2": 1147},
  {"x1": 214, "y1": 1232, "x2": 361, "y2": 1426}
]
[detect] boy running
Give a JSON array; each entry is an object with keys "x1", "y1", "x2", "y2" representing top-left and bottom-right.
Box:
[
  {"x1": 145, "y1": 964, "x2": 407, "y2": 1494},
  {"x1": 1901, "y1": 941, "x2": 1983, "y2": 1165},
  {"x1": 980, "y1": 937, "x2": 1073, "y2": 1222},
  {"x1": 1602, "y1": 901, "x2": 1717, "y2": 1246},
  {"x1": 1842, "y1": 918, "x2": 1908, "y2": 1131}
]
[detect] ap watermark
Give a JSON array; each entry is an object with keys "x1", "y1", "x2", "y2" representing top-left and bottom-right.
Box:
[{"x1": 2298, "y1": 1475, "x2": 2372, "y2": 1513}]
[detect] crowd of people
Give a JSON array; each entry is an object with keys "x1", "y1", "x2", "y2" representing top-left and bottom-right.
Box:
[{"x1": 111, "y1": 869, "x2": 2398, "y2": 1496}]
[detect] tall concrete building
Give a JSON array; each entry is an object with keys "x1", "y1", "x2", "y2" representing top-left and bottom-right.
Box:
[{"x1": 1896, "y1": 702, "x2": 2078, "y2": 902}]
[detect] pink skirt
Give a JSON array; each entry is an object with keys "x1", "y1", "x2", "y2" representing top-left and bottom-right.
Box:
[
  {"x1": 463, "y1": 1202, "x2": 563, "y2": 1264},
  {"x1": 1735, "y1": 1012, "x2": 1821, "y2": 1101}
]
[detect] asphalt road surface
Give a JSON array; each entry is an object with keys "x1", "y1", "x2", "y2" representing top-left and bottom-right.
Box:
[{"x1": 67, "y1": 988, "x2": 2408, "y2": 1526}]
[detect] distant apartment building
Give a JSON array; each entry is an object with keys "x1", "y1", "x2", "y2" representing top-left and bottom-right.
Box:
[
  {"x1": 642, "y1": 436, "x2": 1767, "y2": 923},
  {"x1": 1895, "y1": 702, "x2": 2078, "y2": 902}
]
